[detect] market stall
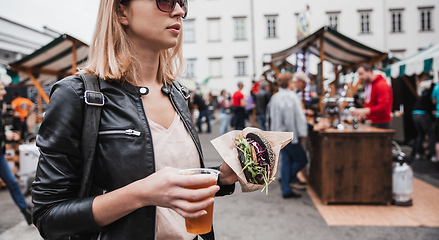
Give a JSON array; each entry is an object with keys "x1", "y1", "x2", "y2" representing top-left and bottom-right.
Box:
[
  {"x1": 1, "y1": 34, "x2": 88, "y2": 191},
  {"x1": 386, "y1": 43, "x2": 439, "y2": 144},
  {"x1": 8, "y1": 33, "x2": 89, "y2": 122},
  {"x1": 265, "y1": 26, "x2": 394, "y2": 204}
]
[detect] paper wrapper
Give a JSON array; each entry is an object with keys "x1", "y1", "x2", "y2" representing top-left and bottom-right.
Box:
[{"x1": 210, "y1": 127, "x2": 293, "y2": 193}]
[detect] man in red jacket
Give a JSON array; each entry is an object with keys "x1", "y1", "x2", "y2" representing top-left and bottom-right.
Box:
[{"x1": 351, "y1": 64, "x2": 393, "y2": 129}]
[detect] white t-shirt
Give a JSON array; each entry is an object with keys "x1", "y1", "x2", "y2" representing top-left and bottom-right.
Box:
[{"x1": 148, "y1": 112, "x2": 201, "y2": 240}]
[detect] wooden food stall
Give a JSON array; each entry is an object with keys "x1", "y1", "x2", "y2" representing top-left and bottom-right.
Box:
[
  {"x1": 308, "y1": 126, "x2": 394, "y2": 204},
  {"x1": 264, "y1": 27, "x2": 394, "y2": 204},
  {"x1": 0, "y1": 34, "x2": 89, "y2": 190}
]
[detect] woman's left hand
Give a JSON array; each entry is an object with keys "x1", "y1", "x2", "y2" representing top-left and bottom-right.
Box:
[{"x1": 218, "y1": 161, "x2": 238, "y2": 185}]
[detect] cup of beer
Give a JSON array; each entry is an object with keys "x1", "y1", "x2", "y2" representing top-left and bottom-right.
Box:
[{"x1": 179, "y1": 168, "x2": 220, "y2": 235}]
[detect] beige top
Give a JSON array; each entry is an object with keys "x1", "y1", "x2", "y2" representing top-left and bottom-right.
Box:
[{"x1": 148, "y1": 112, "x2": 200, "y2": 240}]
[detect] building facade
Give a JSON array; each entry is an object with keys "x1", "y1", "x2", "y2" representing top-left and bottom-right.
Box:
[{"x1": 182, "y1": 0, "x2": 438, "y2": 94}]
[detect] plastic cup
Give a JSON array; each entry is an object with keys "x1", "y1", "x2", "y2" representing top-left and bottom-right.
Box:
[{"x1": 178, "y1": 168, "x2": 220, "y2": 235}]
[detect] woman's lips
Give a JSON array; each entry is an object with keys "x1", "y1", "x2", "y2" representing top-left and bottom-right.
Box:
[{"x1": 167, "y1": 23, "x2": 181, "y2": 34}]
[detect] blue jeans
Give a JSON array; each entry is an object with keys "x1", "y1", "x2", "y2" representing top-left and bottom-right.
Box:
[
  {"x1": 220, "y1": 112, "x2": 229, "y2": 135},
  {"x1": 197, "y1": 109, "x2": 211, "y2": 133},
  {"x1": 280, "y1": 142, "x2": 308, "y2": 196},
  {"x1": 0, "y1": 152, "x2": 28, "y2": 210},
  {"x1": 257, "y1": 114, "x2": 266, "y2": 131}
]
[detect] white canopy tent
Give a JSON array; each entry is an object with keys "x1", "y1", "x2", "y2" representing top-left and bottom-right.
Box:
[{"x1": 387, "y1": 43, "x2": 439, "y2": 83}]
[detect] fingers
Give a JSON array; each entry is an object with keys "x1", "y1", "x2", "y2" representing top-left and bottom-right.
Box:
[
  {"x1": 172, "y1": 197, "x2": 214, "y2": 219},
  {"x1": 177, "y1": 174, "x2": 217, "y2": 188},
  {"x1": 176, "y1": 184, "x2": 219, "y2": 202}
]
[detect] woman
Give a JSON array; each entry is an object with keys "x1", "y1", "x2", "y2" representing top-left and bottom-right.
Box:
[
  {"x1": 218, "y1": 90, "x2": 230, "y2": 135},
  {"x1": 31, "y1": 0, "x2": 237, "y2": 239},
  {"x1": 0, "y1": 82, "x2": 32, "y2": 225}
]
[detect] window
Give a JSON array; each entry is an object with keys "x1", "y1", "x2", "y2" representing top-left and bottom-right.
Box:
[
  {"x1": 183, "y1": 20, "x2": 195, "y2": 43},
  {"x1": 390, "y1": 49, "x2": 406, "y2": 60},
  {"x1": 207, "y1": 18, "x2": 221, "y2": 42},
  {"x1": 234, "y1": 17, "x2": 246, "y2": 40},
  {"x1": 266, "y1": 16, "x2": 277, "y2": 38},
  {"x1": 419, "y1": 7, "x2": 433, "y2": 31},
  {"x1": 359, "y1": 10, "x2": 371, "y2": 33},
  {"x1": 209, "y1": 58, "x2": 222, "y2": 78},
  {"x1": 390, "y1": 10, "x2": 403, "y2": 32},
  {"x1": 327, "y1": 13, "x2": 339, "y2": 30},
  {"x1": 235, "y1": 57, "x2": 247, "y2": 76},
  {"x1": 186, "y1": 59, "x2": 196, "y2": 78}
]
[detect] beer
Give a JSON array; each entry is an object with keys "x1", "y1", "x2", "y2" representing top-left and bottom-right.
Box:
[
  {"x1": 179, "y1": 168, "x2": 220, "y2": 235},
  {"x1": 184, "y1": 181, "x2": 217, "y2": 234}
]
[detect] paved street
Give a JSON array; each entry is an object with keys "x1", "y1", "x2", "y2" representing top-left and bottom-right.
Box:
[{"x1": 1, "y1": 113, "x2": 439, "y2": 239}]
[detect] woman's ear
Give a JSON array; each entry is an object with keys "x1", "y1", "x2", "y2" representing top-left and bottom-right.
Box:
[{"x1": 117, "y1": 3, "x2": 129, "y2": 26}]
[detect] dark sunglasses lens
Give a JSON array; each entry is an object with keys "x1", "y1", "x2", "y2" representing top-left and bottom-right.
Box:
[
  {"x1": 157, "y1": 0, "x2": 174, "y2": 12},
  {"x1": 156, "y1": 0, "x2": 188, "y2": 18},
  {"x1": 182, "y1": 0, "x2": 188, "y2": 18}
]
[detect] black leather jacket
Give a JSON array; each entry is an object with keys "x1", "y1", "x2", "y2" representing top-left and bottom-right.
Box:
[{"x1": 32, "y1": 76, "x2": 234, "y2": 240}]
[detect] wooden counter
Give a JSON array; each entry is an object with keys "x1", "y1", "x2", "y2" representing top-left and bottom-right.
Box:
[{"x1": 308, "y1": 125, "x2": 394, "y2": 205}]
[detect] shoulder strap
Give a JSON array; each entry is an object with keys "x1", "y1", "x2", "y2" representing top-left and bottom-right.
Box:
[{"x1": 78, "y1": 74, "x2": 104, "y2": 198}]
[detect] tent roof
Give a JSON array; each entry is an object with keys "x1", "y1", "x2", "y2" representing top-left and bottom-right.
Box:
[
  {"x1": 267, "y1": 26, "x2": 387, "y2": 68},
  {"x1": 9, "y1": 34, "x2": 89, "y2": 78},
  {"x1": 386, "y1": 43, "x2": 439, "y2": 80}
]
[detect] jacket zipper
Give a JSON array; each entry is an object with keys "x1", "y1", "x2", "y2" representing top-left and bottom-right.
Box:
[{"x1": 98, "y1": 129, "x2": 141, "y2": 136}]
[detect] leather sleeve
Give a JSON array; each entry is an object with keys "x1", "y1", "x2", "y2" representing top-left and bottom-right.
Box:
[
  {"x1": 32, "y1": 76, "x2": 104, "y2": 239},
  {"x1": 207, "y1": 165, "x2": 235, "y2": 196}
]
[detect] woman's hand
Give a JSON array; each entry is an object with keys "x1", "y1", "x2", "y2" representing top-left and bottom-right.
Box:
[
  {"x1": 218, "y1": 161, "x2": 238, "y2": 185},
  {"x1": 92, "y1": 167, "x2": 219, "y2": 227},
  {"x1": 136, "y1": 167, "x2": 220, "y2": 219}
]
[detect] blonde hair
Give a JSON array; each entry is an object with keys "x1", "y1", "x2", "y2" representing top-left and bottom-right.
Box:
[{"x1": 83, "y1": 0, "x2": 184, "y2": 85}]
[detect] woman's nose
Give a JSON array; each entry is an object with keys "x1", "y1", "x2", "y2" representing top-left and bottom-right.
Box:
[{"x1": 171, "y1": 2, "x2": 185, "y2": 18}]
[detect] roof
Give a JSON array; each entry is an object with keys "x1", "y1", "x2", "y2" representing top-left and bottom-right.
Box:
[
  {"x1": 267, "y1": 26, "x2": 387, "y2": 68},
  {"x1": 9, "y1": 34, "x2": 89, "y2": 81},
  {"x1": 0, "y1": 16, "x2": 56, "y2": 55},
  {"x1": 386, "y1": 43, "x2": 439, "y2": 81}
]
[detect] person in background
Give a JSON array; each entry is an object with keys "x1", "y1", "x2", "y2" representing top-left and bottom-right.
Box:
[
  {"x1": 291, "y1": 71, "x2": 314, "y2": 117},
  {"x1": 11, "y1": 92, "x2": 35, "y2": 140},
  {"x1": 31, "y1": 0, "x2": 237, "y2": 239},
  {"x1": 244, "y1": 92, "x2": 255, "y2": 121},
  {"x1": 255, "y1": 82, "x2": 271, "y2": 131},
  {"x1": 218, "y1": 90, "x2": 231, "y2": 135},
  {"x1": 412, "y1": 83, "x2": 436, "y2": 162},
  {"x1": 0, "y1": 82, "x2": 32, "y2": 225},
  {"x1": 192, "y1": 91, "x2": 211, "y2": 133},
  {"x1": 431, "y1": 82, "x2": 439, "y2": 163},
  {"x1": 231, "y1": 81, "x2": 246, "y2": 130},
  {"x1": 268, "y1": 73, "x2": 308, "y2": 198},
  {"x1": 350, "y1": 64, "x2": 393, "y2": 129}
]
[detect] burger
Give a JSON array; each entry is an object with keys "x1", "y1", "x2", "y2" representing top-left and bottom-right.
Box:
[{"x1": 235, "y1": 131, "x2": 275, "y2": 194}]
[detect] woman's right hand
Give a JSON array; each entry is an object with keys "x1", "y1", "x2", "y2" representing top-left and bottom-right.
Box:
[
  {"x1": 92, "y1": 167, "x2": 219, "y2": 227},
  {"x1": 135, "y1": 167, "x2": 220, "y2": 219}
]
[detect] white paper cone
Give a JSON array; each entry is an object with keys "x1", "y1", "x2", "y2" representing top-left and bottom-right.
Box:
[{"x1": 210, "y1": 127, "x2": 293, "y2": 193}]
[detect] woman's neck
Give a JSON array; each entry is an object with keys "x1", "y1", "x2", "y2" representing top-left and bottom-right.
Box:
[{"x1": 135, "y1": 48, "x2": 161, "y2": 87}]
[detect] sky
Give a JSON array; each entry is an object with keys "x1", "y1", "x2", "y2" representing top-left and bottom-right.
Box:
[{"x1": 0, "y1": 0, "x2": 100, "y2": 44}]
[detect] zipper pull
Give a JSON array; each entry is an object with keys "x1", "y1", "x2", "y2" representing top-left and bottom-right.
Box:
[{"x1": 125, "y1": 129, "x2": 141, "y2": 136}]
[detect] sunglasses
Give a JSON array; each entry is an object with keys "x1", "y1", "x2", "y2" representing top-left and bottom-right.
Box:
[
  {"x1": 121, "y1": 0, "x2": 188, "y2": 19},
  {"x1": 156, "y1": 0, "x2": 188, "y2": 19}
]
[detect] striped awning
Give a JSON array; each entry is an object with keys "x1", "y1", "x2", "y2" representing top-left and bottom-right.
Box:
[
  {"x1": 268, "y1": 26, "x2": 387, "y2": 68},
  {"x1": 386, "y1": 43, "x2": 439, "y2": 82},
  {"x1": 9, "y1": 34, "x2": 89, "y2": 83}
]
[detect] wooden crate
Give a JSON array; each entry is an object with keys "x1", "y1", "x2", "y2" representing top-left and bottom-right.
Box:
[{"x1": 308, "y1": 126, "x2": 394, "y2": 205}]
